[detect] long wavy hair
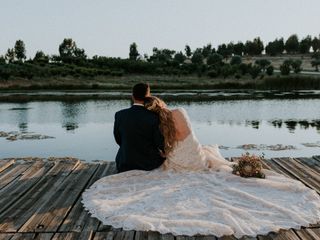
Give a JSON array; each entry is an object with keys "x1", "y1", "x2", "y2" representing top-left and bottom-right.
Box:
[{"x1": 144, "y1": 96, "x2": 176, "y2": 156}]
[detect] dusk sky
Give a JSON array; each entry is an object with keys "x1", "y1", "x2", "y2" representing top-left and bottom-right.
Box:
[{"x1": 1, "y1": 0, "x2": 320, "y2": 58}]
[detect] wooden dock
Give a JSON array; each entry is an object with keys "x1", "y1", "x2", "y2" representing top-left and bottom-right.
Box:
[{"x1": 0, "y1": 156, "x2": 320, "y2": 240}]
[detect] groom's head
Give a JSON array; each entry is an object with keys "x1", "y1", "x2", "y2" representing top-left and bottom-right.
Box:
[{"x1": 132, "y1": 83, "x2": 150, "y2": 103}]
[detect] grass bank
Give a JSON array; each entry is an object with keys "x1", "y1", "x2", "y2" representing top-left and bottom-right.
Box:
[{"x1": 1, "y1": 74, "x2": 320, "y2": 92}]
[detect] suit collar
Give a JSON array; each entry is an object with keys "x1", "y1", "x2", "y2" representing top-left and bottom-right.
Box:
[
  {"x1": 131, "y1": 105, "x2": 145, "y2": 109},
  {"x1": 133, "y1": 103, "x2": 144, "y2": 107}
]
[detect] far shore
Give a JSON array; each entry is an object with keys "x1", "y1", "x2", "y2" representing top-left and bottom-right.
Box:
[{"x1": 1, "y1": 73, "x2": 320, "y2": 92}]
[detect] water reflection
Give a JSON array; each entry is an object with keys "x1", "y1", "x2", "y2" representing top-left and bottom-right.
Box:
[
  {"x1": 269, "y1": 120, "x2": 320, "y2": 133},
  {"x1": 63, "y1": 123, "x2": 79, "y2": 132},
  {"x1": 60, "y1": 102, "x2": 86, "y2": 133},
  {"x1": 19, "y1": 122, "x2": 28, "y2": 133},
  {"x1": 0, "y1": 98, "x2": 320, "y2": 160}
]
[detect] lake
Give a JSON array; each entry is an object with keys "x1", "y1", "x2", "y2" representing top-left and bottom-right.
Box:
[{"x1": 0, "y1": 95, "x2": 320, "y2": 161}]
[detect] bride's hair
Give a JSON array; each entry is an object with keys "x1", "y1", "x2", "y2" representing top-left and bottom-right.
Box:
[{"x1": 144, "y1": 96, "x2": 176, "y2": 156}]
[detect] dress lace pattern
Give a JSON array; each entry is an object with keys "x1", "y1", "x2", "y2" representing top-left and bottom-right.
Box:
[{"x1": 82, "y1": 108, "x2": 320, "y2": 238}]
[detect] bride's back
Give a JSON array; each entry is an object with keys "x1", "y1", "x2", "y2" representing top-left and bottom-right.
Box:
[
  {"x1": 171, "y1": 108, "x2": 191, "y2": 141},
  {"x1": 163, "y1": 108, "x2": 207, "y2": 171}
]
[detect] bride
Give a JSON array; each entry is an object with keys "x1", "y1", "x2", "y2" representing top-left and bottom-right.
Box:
[{"x1": 82, "y1": 96, "x2": 320, "y2": 238}]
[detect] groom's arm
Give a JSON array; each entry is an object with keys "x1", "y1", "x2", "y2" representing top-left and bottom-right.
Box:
[{"x1": 113, "y1": 112, "x2": 121, "y2": 145}]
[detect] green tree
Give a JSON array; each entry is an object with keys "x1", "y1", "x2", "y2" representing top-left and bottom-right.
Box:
[
  {"x1": 33, "y1": 51, "x2": 49, "y2": 64},
  {"x1": 207, "y1": 53, "x2": 223, "y2": 66},
  {"x1": 266, "y1": 65, "x2": 274, "y2": 76},
  {"x1": 238, "y1": 63, "x2": 249, "y2": 75},
  {"x1": 280, "y1": 60, "x2": 292, "y2": 75},
  {"x1": 244, "y1": 37, "x2": 264, "y2": 55},
  {"x1": 149, "y1": 48, "x2": 175, "y2": 64},
  {"x1": 221, "y1": 64, "x2": 233, "y2": 78},
  {"x1": 285, "y1": 34, "x2": 299, "y2": 54},
  {"x1": 173, "y1": 51, "x2": 186, "y2": 64},
  {"x1": 217, "y1": 44, "x2": 231, "y2": 58},
  {"x1": 14, "y1": 40, "x2": 26, "y2": 61},
  {"x1": 311, "y1": 37, "x2": 320, "y2": 52},
  {"x1": 191, "y1": 49, "x2": 203, "y2": 65},
  {"x1": 74, "y1": 48, "x2": 86, "y2": 59},
  {"x1": 129, "y1": 42, "x2": 140, "y2": 60},
  {"x1": 299, "y1": 36, "x2": 312, "y2": 54},
  {"x1": 230, "y1": 55, "x2": 242, "y2": 65},
  {"x1": 255, "y1": 59, "x2": 271, "y2": 72},
  {"x1": 201, "y1": 44, "x2": 212, "y2": 58},
  {"x1": 0, "y1": 56, "x2": 5, "y2": 64},
  {"x1": 249, "y1": 65, "x2": 262, "y2": 79},
  {"x1": 226, "y1": 42, "x2": 234, "y2": 56},
  {"x1": 185, "y1": 45, "x2": 192, "y2": 58},
  {"x1": 265, "y1": 38, "x2": 284, "y2": 56},
  {"x1": 311, "y1": 52, "x2": 320, "y2": 71},
  {"x1": 5, "y1": 48, "x2": 15, "y2": 63},
  {"x1": 233, "y1": 42, "x2": 245, "y2": 56},
  {"x1": 59, "y1": 38, "x2": 86, "y2": 64},
  {"x1": 59, "y1": 38, "x2": 75, "y2": 58},
  {"x1": 291, "y1": 59, "x2": 302, "y2": 73}
]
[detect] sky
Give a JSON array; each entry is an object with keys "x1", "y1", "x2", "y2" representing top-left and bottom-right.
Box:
[{"x1": 1, "y1": 0, "x2": 320, "y2": 58}]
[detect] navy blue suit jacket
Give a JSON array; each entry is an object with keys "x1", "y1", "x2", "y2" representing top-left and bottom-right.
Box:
[{"x1": 113, "y1": 105, "x2": 166, "y2": 173}]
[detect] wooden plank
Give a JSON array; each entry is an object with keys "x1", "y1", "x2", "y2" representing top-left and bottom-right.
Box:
[
  {"x1": 0, "y1": 160, "x2": 80, "y2": 232},
  {"x1": 258, "y1": 229, "x2": 300, "y2": 240},
  {"x1": 217, "y1": 236, "x2": 237, "y2": 240},
  {"x1": 96, "y1": 162, "x2": 118, "y2": 232},
  {"x1": 287, "y1": 158, "x2": 320, "y2": 179},
  {"x1": 19, "y1": 162, "x2": 98, "y2": 233},
  {"x1": 313, "y1": 156, "x2": 320, "y2": 162},
  {"x1": 134, "y1": 231, "x2": 148, "y2": 240},
  {"x1": 59, "y1": 162, "x2": 116, "y2": 233},
  {"x1": 238, "y1": 237, "x2": 257, "y2": 240},
  {"x1": 298, "y1": 157, "x2": 320, "y2": 169},
  {"x1": 304, "y1": 228, "x2": 320, "y2": 240},
  {"x1": 262, "y1": 159, "x2": 296, "y2": 178},
  {"x1": 294, "y1": 228, "x2": 320, "y2": 240},
  {"x1": 159, "y1": 233, "x2": 175, "y2": 240},
  {"x1": 93, "y1": 231, "x2": 115, "y2": 240},
  {"x1": 8, "y1": 233, "x2": 35, "y2": 240},
  {"x1": 111, "y1": 231, "x2": 136, "y2": 240},
  {"x1": 0, "y1": 233, "x2": 14, "y2": 240},
  {"x1": 52, "y1": 231, "x2": 93, "y2": 240},
  {"x1": 198, "y1": 236, "x2": 217, "y2": 240},
  {"x1": 0, "y1": 160, "x2": 53, "y2": 215},
  {"x1": 147, "y1": 232, "x2": 160, "y2": 240},
  {"x1": 0, "y1": 160, "x2": 15, "y2": 174},
  {"x1": 0, "y1": 161, "x2": 34, "y2": 190},
  {"x1": 272, "y1": 158, "x2": 320, "y2": 193},
  {"x1": 34, "y1": 233, "x2": 55, "y2": 240}
]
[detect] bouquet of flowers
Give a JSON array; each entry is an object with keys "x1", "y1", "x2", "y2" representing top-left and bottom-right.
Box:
[{"x1": 232, "y1": 152, "x2": 265, "y2": 178}]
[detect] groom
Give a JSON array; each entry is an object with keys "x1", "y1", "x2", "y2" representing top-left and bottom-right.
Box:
[{"x1": 113, "y1": 83, "x2": 166, "y2": 173}]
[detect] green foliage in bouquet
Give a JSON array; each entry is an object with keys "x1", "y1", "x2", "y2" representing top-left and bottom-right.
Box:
[{"x1": 232, "y1": 152, "x2": 266, "y2": 178}]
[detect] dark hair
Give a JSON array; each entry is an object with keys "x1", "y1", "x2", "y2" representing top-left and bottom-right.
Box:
[{"x1": 132, "y1": 83, "x2": 149, "y2": 101}]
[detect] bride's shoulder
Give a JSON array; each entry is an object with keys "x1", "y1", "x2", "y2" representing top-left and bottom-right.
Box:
[
  {"x1": 171, "y1": 107, "x2": 189, "y2": 120},
  {"x1": 171, "y1": 107, "x2": 187, "y2": 114}
]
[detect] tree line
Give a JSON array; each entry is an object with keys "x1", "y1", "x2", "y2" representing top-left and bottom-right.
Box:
[{"x1": 1, "y1": 34, "x2": 320, "y2": 82}]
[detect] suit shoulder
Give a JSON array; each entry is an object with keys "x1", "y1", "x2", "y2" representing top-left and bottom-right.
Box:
[{"x1": 115, "y1": 108, "x2": 130, "y2": 117}]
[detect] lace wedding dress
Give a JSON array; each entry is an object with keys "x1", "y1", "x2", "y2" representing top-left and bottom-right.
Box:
[{"x1": 82, "y1": 108, "x2": 320, "y2": 238}]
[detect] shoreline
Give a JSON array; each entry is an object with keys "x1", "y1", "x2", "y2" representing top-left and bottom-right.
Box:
[{"x1": 1, "y1": 89, "x2": 320, "y2": 102}]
